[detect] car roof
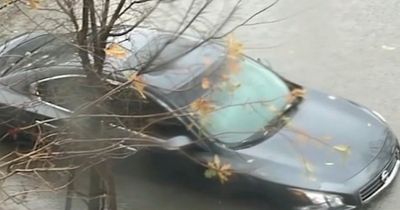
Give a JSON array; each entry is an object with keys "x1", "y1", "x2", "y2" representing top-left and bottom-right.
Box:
[
  {"x1": 105, "y1": 28, "x2": 226, "y2": 90},
  {"x1": 0, "y1": 28, "x2": 227, "y2": 92}
]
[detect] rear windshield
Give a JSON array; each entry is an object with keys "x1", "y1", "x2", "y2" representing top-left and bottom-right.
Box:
[{"x1": 0, "y1": 34, "x2": 76, "y2": 76}]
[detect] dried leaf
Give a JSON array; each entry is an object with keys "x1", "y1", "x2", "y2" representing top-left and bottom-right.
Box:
[
  {"x1": 292, "y1": 88, "x2": 306, "y2": 97},
  {"x1": 105, "y1": 43, "x2": 127, "y2": 59},
  {"x1": 201, "y1": 77, "x2": 211, "y2": 89},
  {"x1": 218, "y1": 171, "x2": 230, "y2": 184},
  {"x1": 27, "y1": 0, "x2": 40, "y2": 9},
  {"x1": 288, "y1": 88, "x2": 307, "y2": 102},
  {"x1": 333, "y1": 145, "x2": 351, "y2": 154},
  {"x1": 220, "y1": 163, "x2": 231, "y2": 171},
  {"x1": 204, "y1": 169, "x2": 217, "y2": 178},
  {"x1": 226, "y1": 34, "x2": 243, "y2": 74},
  {"x1": 213, "y1": 155, "x2": 221, "y2": 168},
  {"x1": 227, "y1": 34, "x2": 244, "y2": 58},
  {"x1": 190, "y1": 98, "x2": 216, "y2": 117},
  {"x1": 205, "y1": 155, "x2": 233, "y2": 184},
  {"x1": 129, "y1": 73, "x2": 146, "y2": 99}
]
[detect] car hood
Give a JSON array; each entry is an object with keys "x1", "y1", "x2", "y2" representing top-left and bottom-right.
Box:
[{"x1": 235, "y1": 89, "x2": 392, "y2": 189}]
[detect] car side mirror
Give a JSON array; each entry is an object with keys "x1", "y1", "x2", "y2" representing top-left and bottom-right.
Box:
[{"x1": 162, "y1": 135, "x2": 193, "y2": 150}]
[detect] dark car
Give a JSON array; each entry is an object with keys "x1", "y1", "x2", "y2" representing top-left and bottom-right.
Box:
[{"x1": 0, "y1": 28, "x2": 398, "y2": 210}]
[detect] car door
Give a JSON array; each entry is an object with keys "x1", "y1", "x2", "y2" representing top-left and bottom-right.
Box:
[
  {"x1": 0, "y1": 83, "x2": 70, "y2": 147},
  {"x1": 31, "y1": 74, "x2": 173, "y2": 142},
  {"x1": 31, "y1": 74, "x2": 120, "y2": 139}
]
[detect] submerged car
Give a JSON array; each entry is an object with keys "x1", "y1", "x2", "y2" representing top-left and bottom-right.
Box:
[{"x1": 0, "y1": 28, "x2": 398, "y2": 210}]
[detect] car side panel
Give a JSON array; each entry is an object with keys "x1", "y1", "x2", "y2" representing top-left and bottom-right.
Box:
[{"x1": 0, "y1": 84, "x2": 69, "y2": 147}]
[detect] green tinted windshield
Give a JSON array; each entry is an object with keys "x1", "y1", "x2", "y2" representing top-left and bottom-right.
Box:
[{"x1": 199, "y1": 58, "x2": 290, "y2": 144}]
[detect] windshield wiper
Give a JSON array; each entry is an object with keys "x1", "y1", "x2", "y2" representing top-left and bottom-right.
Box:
[
  {"x1": 235, "y1": 95, "x2": 303, "y2": 149},
  {"x1": 231, "y1": 87, "x2": 305, "y2": 149},
  {"x1": 233, "y1": 115, "x2": 288, "y2": 149}
]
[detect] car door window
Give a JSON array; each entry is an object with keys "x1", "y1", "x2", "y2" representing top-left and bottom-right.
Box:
[
  {"x1": 106, "y1": 86, "x2": 190, "y2": 139},
  {"x1": 35, "y1": 77, "x2": 190, "y2": 139},
  {"x1": 35, "y1": 76, "x2": 106, "y2": 111}
]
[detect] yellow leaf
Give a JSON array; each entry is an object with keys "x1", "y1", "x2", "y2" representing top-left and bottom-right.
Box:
[
  {"x1": 288, "y1": 88, "x2": 307, "y2": 102},
  {"x1": 28, "y1": 0, "x2": 40, "y2": 9},
  {"x1": 220, "y1": 163, "x2": 231, "y2": 171},
  {"x1": 333, "y1": 145, "x2": 351, "y2": 154},
  {"x1": 204, "y1": 169, "x2": 217, "y2": 178},
  {"x1": 129, "y1": 72, "x2": 146, "y2": 99},
  {"x1": 226, "y1": 34, "x2": 243, "y2": 58},
  {"x1": 213, "y1": 155, "x2": 221, "y2": 169},
  {"x1": 201, "y1": 77, "x2": 211, "y2": 89},
  {"x1": 105, "y1": 43, "x2": 127, "y2": 59},
  {"x1": 218, "y1": 172, "x2": 229, "y2": 184},
  {"x1": 226, "y1": 34, "x2": 243, "y2": 75},
  {"x1": 190, "y1": 98, "x2": 216, "y2": 117},
  {"x1": 205, "y1": 155, "x2": 233, "y2": 184}
]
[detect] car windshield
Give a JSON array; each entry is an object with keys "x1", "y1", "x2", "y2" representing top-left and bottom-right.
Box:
[
  {"x1": 113, "y1": 35, "x2": 291, "y2": 145},
  {"x1": 196, "y1": 58, "x2": 290, "y2": 145}
]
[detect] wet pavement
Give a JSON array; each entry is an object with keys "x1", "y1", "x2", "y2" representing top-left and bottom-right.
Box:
[{"x1": 1, "y1": 0, "x2": 400, "y2": 209}]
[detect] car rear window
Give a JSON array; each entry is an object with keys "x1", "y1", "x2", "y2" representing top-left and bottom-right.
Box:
[{"x1": 0, "y1": 34, "x2": 76, "y2": 76}]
